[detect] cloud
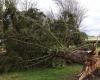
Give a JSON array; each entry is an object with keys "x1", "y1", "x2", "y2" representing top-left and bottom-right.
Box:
[
  {"x1": 20, "y1": 0, "x2": 100, "y2": 36},
  {"x1": 37, "y1": 0, "x2": 58, "y2": 14},
  {"x1": 38, "y1": 0, "x2": 100, "y2": 36},
  {"x1": 77, "y1": 0, "x2": 100, "y2": 36}
]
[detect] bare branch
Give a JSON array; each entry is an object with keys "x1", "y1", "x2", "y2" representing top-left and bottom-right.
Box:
[
  {"x1": 54, "y1": 0, "x2": 86, "y2": 28},
  {"x1": 20, "y1": 0, "x2": 37, "y2": 11}
]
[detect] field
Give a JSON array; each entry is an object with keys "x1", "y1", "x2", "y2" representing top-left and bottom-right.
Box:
[
  {"x1": 0, "y1": 65, "x2": 82, "y2": 80},
  {"x1": 87, "y1": 36, "x2": 100, "y2": 41}
]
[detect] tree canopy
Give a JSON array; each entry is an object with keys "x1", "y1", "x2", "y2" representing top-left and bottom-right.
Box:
[{"x1": 0, "y1": 0, "x2": 87, "y2": 71}]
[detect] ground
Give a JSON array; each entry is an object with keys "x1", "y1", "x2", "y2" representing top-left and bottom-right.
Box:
[
  {"x1": 87, "y1": 36, "x2": 100, "y2": 41},
  {"x1": 0, "y1": 64, "x2": 81, "y2": 80}
]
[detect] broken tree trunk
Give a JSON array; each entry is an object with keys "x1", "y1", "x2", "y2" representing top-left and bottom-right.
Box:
[{"x1": 78, "y1": 37, "x2": 100, "y2": 80}]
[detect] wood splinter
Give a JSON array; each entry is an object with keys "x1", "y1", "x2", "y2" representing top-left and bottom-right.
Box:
[{"x1": 79, "y1": 36, "x2": 100, "y2": 80}]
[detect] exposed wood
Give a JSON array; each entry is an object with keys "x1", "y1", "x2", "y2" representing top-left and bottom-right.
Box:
[{"x1": 78, "y1": 36, "x2": 100, "y2": 80}]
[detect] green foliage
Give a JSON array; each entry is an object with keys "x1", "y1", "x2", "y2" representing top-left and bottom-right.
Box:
[
  {"x1": 0, "y1": 0, "x2": 87, "y2": 72},
  {"x1": 52, "y1": 57, "x2": 66, "y2": 68}
]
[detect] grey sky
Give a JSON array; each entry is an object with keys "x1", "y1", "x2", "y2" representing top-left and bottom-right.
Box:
[
  {"x1": 20, "y1": 0, "x2": 100, "y2": 36},
  {"x1": 77, "y1": 0, "x2": 100, "y2": 36}
]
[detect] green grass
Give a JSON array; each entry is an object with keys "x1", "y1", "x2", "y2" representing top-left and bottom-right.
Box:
[{"x1": 0, "y1": 64, "x2": 82, "y2": 80}]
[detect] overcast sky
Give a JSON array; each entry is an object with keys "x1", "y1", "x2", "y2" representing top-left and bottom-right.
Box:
[
  {"x1": 20, "y1": 0, "x2": 100, "y2": 36},
  {"x1": 77, "y1": 0, "x2": 100, "y2": 36}
]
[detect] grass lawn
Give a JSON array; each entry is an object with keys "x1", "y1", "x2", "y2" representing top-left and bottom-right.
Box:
[{"x1": 0, "y1": 64, "x2": 82, "y2": 80}]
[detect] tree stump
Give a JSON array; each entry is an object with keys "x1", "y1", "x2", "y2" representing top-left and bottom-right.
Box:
[{"x1": 78, "y1": 44, "x2": 100, "y2": 80}]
